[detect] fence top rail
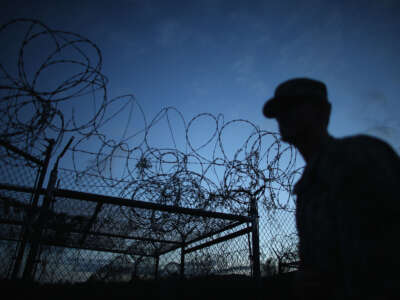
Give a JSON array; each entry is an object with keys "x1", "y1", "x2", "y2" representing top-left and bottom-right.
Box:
[
  {"x1": 0, "y1": 140, "x2": 43, "y2": 166},
  {"x1": 157, "y1": 221, "x2": 250, "y2": 256},
  {"x1": 0, "y1": 236, "x2": 157, "y2": 258},
  {"x1": 54, "y1": 188, "x2": 252, "y2": 222},
  {"x1": 0, "y1": 183, "x2": 252, "y2": 222}
]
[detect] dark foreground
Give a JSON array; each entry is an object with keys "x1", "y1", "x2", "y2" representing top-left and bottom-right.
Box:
[{"x1": 0, "y1": 273, "x2": 296, "y2": 300}]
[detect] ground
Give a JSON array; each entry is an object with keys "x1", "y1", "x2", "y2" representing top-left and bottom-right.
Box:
[{"x1": 0, "y1": 273, "x2": 296, "y2": 300}]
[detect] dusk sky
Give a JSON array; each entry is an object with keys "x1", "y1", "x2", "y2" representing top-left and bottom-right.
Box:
[
  {"x1": 1, "y1": 0, "x2": 400, "y2": 278},
  {"x1": 1, "y1": 0, "x2": 400, "y2": 167}
]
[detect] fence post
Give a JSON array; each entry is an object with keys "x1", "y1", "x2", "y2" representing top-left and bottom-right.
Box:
[
  {"x1": 154, "y1": 255, "x2": 159, "y2": 280},
  {"x1": 180, "y1": 243, "x2": 185, "y2": 280},
  {"x1": 22, "y1": 137, "x2": 73, "y2": 280},
  {"x1": 22, "y1": 159, "x2": 58, "y2": 280},
  {"x1": 11, "y1": 139, "x2": 54, "y2": 279},
  {"x1": 250, "y1": 195, "x2": 260, "y2": 280}
]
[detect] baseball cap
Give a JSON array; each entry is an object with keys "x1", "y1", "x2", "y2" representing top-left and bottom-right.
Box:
[{"x1": 262, "y1": 78, "x2": 329, "y2": 118}]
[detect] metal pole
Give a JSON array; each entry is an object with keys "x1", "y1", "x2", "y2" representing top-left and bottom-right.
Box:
[
  {"x1": 278, "y1": 259, "x2": 282, "y2": 275},
  {"x1": 250, "y1": 196, "x2": 260, "y2": 280},
  {"x1": 22, "y1": 137, "x2": 73, "y2": 280},
  {"x1": 154, "y1": 255, "x2": 159, "y2": 280},
  {"x1": 22, "y1": 163, "x2": 57, "y2": 280},
  {"x1": 11, "y1": 139, "x2": 54, "y2": 279},
  {"x1": 180, "y1": 244, "x2": 185, "y2": 280}
]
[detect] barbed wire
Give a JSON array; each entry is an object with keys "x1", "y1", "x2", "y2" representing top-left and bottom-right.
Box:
[
  {"x1": 0, "y1": 18, "x2": 110, "y2": 157},
  {"x1": 0, "y1": 19, "x2": 302, "y2": 281},
  {"x1": 0, "y1": 17, "x2": 301, "y2": 229}
]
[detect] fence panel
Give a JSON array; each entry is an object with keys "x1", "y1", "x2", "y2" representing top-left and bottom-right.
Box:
[
  {"x1": 0, "y1": 141, "x2": 50, "y2": 279},
  {"x1": 10, "y1": 167, "x2": 252, "y2": 283},
  {"x1": 0, "y1": 143, "x2": 299, "y2": 283},
  {"x1": 258, "y1": 202, "x2": 299, "y2": 276}
]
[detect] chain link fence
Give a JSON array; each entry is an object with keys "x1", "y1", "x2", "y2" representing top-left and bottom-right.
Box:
[
  {"x1": 0, "y1": 141, "x2": 300, "y2": 284},
  {"x1": 0, "y1": 155, "x2": 259, "y2": 283},
  {"x1": 259, "y1": 204, "x2": 299, "y2": 276},
  {"x1": 0, "y1": 140, "x2": 52, "y2": 280}
]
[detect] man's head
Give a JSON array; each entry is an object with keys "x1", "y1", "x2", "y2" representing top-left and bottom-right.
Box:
[{"x1": 263, "y1": 78, "x2": 331, "y2": 145}]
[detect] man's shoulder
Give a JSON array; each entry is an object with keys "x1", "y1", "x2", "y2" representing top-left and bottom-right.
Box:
[
  {"x1": 296, "y1": 134, "x2": 400, "y2": 193},
  {"x1": 333, "y1": 134, "x2": 392, "y2": 149},
  {"x1": 318, "y1": 134, "x2": 400, "y2": 181},
  {"x1": 328, "y1": 134, "x2": 399, "y2": 159}
]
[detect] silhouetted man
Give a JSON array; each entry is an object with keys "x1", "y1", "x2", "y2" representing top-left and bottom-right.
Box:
[{"x1": 263, "y1": 78, "x2": 400, "y2": 299}]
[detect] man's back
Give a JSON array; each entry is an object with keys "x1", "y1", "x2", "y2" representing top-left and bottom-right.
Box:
[{"x1": 294, "y1": 134, "x2": 400, "y2": 298}]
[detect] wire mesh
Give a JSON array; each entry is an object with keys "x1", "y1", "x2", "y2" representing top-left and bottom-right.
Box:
[
  {"x1": 259, "y1": 205, "x2": 299, "y2": 276},
  {"x1": 0, "y1": 166, "x2": 252, "y2": 283},
  {"x1": 182, "y1": 225, "x2": 252, "y2": 277},
  {"x1": 0, "y1": 140, "x2": 45, "y2": 279}
]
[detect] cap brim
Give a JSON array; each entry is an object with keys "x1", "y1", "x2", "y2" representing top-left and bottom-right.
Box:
[{"x1": 262, "y1": 97, "x2": 279, "y2": 118}]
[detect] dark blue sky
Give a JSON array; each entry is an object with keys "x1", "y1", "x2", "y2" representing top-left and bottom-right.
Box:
[
  {"x1": 1, "y1": 0, "x2": 399, "y2": 274},
  {"x1": 2, "y1": 0, "x2": 400, "y2": 160}
]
